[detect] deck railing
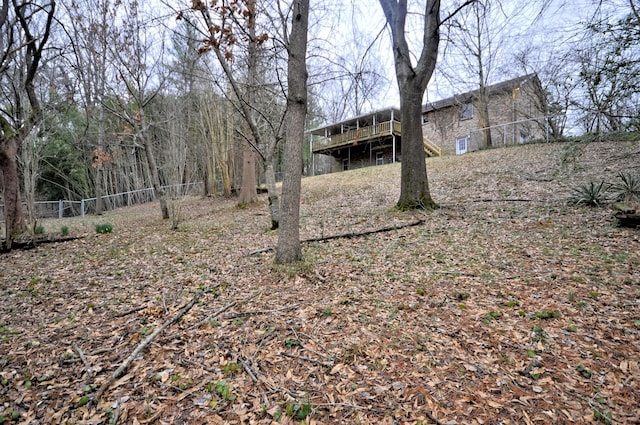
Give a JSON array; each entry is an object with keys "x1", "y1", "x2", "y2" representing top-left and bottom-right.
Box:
[{"x1": 313, "y1": 120, "x2": 400, "y2": 152}]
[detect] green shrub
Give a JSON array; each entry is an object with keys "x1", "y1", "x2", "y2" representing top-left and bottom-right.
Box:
[
  {"x1": 95, "y1": 223, "x2": 113, "y2": 234},
  {"x1": 569, "y1": 180, "x2": 610, "y2": 207},
  {"x1": 60, "y1": 226, "x2": 69, "y2": 236},
  {"x1": 34, "y1": 225, "x2": 45, "y2": 235},
  {"x1": 611, "y1": 172, "x2": 640, "y2": 204},
  {"x1": 534, "y1": 310, "x2": 560, "y2": 319}
]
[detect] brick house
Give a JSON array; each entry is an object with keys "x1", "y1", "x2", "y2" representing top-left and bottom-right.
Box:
[
  {"x1": 310, "y1": 74, "x2": 547, "y2": 173},
  {"x1": 422, "y1": 73, "x2": 546, "y2": 155}
]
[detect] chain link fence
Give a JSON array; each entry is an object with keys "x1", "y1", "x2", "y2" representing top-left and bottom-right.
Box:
[
  {"x1": 1, "y1": 182, "x2": 203, "y2": 221},
  {"x1": 467, "y1": 116, "x2": 555, "y2": 153}
]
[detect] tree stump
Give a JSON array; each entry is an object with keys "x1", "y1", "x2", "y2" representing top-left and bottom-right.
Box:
[{"x1": 615, "y1": 204, "x2": 640, "y2": 228}]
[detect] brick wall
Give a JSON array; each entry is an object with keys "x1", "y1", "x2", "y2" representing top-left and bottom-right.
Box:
[{"x1": 421, "y1": 78, "x2": 546, "y2": 155}]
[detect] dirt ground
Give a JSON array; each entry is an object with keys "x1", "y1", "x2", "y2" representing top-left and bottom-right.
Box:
[{"x1": 1, "y1": 138, "x2": 639, "y2": 424}]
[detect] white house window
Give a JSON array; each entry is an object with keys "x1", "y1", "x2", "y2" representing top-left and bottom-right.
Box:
[
  {"x1": 456, "y1": 137, "x2": 468, "y2": 155},
  {"x1": 421, "y1": 114, "x2": 429, "y2": 124},
  {"x1": 376, "y1": 152, "x2": 384, "y2": 166},
  {"x1": 461, "y1": 102, "x2": 473, "y2": 120}
]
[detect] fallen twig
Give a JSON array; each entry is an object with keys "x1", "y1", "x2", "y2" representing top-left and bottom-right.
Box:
[
  {"x1": 190, "y1": 290, "x2": 262, "y2": 329},
  {"x1": 249, "y1": 247, "x2": 274, "y2": 256},
  {"x1": 279, "y1": 352, "x2": 334, "y2": 368},
  {"x1": 113, "y1": 305, "x2": 146, "y2": 318},
  {"x1": 239, "y1": 356, "x2": 269, "y2": 407},
  {"x1": 92, "y1": 290, "x2": 203, "y2": 404},
  {"x1": 424, "y1": 410, "x2": 444, "y2": 425},
  {"x1": 224, "y1": 303, "x2": 298, "y2": 319},
  {"x1": 72, "y1": 342, "x2": 92, "y2": 377}
]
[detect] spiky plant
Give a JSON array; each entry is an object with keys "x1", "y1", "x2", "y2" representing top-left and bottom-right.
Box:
[
  {"x1": 611, "y1": 172, "x2": 640, "y2": 205},
  {"x1": 569, "y1": 180, "x2": 610, "y2": 207}
]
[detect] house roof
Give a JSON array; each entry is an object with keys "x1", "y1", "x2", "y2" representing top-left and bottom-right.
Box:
[
  {"x1": 309, "y1": 107, "x2": 401, "y2": 136},
  {"x1": 423, "y1": 73, "x2": 539, "y2": 113},
  {"x1": 308, "y1": 73, "x2": 538, "y2": 136}
]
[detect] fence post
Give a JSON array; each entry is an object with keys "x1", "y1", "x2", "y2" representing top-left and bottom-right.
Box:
[
  {"x1": 81, "y1": 199, "x2": 85, "y2": 217},
  {"x1": 59, "y1": 200, "x2": 63, "y2": 219}
]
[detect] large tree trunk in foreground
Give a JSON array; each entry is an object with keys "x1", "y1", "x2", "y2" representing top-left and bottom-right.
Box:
[
  {"x1": 276, "y1": 0, "x2": 309, "y2": 264},
  {"x1": 379, "y1": 0, "x2": 440, "y2": 211},
  {"x1": 398, "y1": 88, "x2": 437, "y2": 210}
]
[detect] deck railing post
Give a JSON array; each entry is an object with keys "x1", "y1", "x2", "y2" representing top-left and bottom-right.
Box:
[{"x1": 59, "y1": 200, "x2": 63, "y2": 219}]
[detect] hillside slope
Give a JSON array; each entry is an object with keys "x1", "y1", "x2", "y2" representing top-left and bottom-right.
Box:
[{"x1": 1, "y1": 138, "x2": 638, "y2": 424}]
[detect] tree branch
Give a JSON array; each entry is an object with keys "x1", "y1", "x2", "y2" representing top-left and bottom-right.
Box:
[
  {"x1": 440, "y1": 0, "x2": 477, "y2": 27},
  {"x1": 92, "y1": 290, "x2": 203, "y2": 404}
]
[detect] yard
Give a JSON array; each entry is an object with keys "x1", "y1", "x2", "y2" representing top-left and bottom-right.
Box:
[{"x1": 1, "y1": 137, "x2": 639, "y2": 424}]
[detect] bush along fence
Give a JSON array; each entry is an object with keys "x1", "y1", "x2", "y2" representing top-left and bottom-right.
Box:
[{"x1": 1, "y1": 182, "x2": 203, "y2": 221}]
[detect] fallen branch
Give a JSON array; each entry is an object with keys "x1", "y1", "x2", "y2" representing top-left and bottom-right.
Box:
[
  {"x1": 190, "y1": 290, "x2": 262, "y2": 329},
  {"x1": 249, "y1": 220, "x2": 425, "y2": 255},
  {"x1": 189, "y1": 300, "x2": 237, "y2": 330},
  {"x1": 92, "y1": 290, "x2": 203, "y2": 404},
  {"x1": 473, "y1": 198, "x2": 533, "y2": 203},
  {"x1": 248, "y1": 247, "x2": 274, "y2": 256},
  {"x1": 239, "y1": 356, "x2": 269, "y2": 407},
  {"x1": 224, "y1": 303, "x2": 298, "y2": 319},
  {"x1": 72, "y1": 342, "x2": 92, "y2": 377},
  {"x1": 302, "y1": 219, "x2": 424, "y2": 243},
  {"x1": 113, "y1": 305, "x2": 146, "y2": 318},
  {"x1": 279, "y1": 352, "x2": 333, "y2": 369}
]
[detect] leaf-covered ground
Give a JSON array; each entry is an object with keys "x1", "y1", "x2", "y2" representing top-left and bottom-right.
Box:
[{"x1": 1, "y1": 138, "x2": 639, "y2": 424}]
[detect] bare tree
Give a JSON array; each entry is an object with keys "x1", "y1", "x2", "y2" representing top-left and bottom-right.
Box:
[
  {"x1": 275, "y1": 0, "x2": 309, "y2": 263},
  {"x1": 192, "y1": 0, "x2": 284, "y2": 228},
  {"x1": 377, "y1": 0, "x2": 439, "y2": 210},
  {"x1": 0, "y1": 0, "x2": 55, "y2": 249},
  {"x1": 447, "y1": 1, "x2": 500, "y2": 147},
  {"x1": 60, "y1": 0, "x2": 117, "y2": 215},
  {"x1": 105, "y1": 1, "x2": 169, "y2": 219},
  {"x1": 573, "y1": 1, "x2": 640, "y2": 133},
  {"x1": 195, "y1": 89, "x2": 235, "y2": 196}
]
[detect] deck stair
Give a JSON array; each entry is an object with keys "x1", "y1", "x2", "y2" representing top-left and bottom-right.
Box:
[{"x1": 423, "y1": 139, "x2": 442, "y2": 157}]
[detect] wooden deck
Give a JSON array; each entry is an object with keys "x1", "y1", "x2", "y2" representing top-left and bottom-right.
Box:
[
  {"x1": 312, "y1": 118, "x2": 442, "y2": 158},
  {"x1": 312, "y1": 120, "x2": 401, "y2": 153}
]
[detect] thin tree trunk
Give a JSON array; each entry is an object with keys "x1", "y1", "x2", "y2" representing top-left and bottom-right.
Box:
[
  {"x1": 238, "y1": 146, "x2": 258, "y2": 205},
  {"x1": 276, "y1": 0, "x2": 309, "y2": 264},
  {"x1": 478, "y1": 86, "x2": 492, "y2": 148},
  {"x1": 264, "y1": 158, "x2": 280, "y2": 230},
  {"x1": 142, "y1": 132, "x2": 169, "y2": 219}
]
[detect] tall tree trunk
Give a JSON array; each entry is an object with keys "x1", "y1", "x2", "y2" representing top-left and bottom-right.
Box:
[
  {"x1": 475, "y1": 6, "x2": 492, "y2": 148},
  {"x1": 379, "y1": 0, "x2": 440, "y2": 211},
  {"x1": 142, "y1": 132, "x2": 169, "y2": 219},
  {"x1": 238, "y1": 146, "x2": 257, "y2": 205},
  {"x1": 276, "y1": 0, "x2": 309, "y2": 264},
  {"x1": 0, "y1": 138, "x2": 26, "y2": 249},
  {"x1": 264, "y1": 158, "x2": 280, "y2": 230},
  {"x1": 398, "y1": 86, "x2": 437, "y2": 210},
  {"x1": 95, "y1": 108, "x2": 106, "y2": 215},
  {"x1": 478, "y1": 85, "x2": 492, "y2": 148}
]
